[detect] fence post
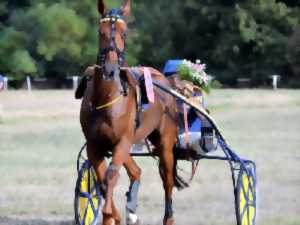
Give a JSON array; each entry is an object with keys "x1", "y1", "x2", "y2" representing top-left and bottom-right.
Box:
[
  {"x1": 3, "y1": 77, "x2": 8, "y2": 90},
  {"x1": 270, "y1": 75, "x2": 281, "y2": 90},
  {"x1": 73, "y1": 76, "x2": 79, "y2": 90},
  {"x1": 26, "y1": 76, "x2": 32, "y2": 93}
]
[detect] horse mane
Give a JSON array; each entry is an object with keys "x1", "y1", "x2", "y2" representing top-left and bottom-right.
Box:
[{"x1": 75, "y1": 66, "x2": 98, "y2": 99}]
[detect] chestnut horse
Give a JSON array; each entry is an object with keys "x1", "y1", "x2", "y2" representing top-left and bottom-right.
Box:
[{"x1": 78, "y1": 1, "x2": 184, "y2": 225}]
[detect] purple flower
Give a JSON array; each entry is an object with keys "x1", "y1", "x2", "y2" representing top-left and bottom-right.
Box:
[{"x1": 192, "y1": 63, "x2": 206, "y2": 73}]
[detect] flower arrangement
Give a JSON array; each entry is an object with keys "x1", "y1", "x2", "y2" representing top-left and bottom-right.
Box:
[{"x1": 178, "y1": 59, "x2": 211, "y2": 94}]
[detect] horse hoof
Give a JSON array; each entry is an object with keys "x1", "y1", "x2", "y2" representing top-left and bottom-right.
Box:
[
  {"x1": 103, "y1": 219, "x2": 116, "y2": 225},
  {"x1": 110, "y1": 216, "x2": 120, "y2": 225},
  {"x1": 126, "y1": 219, "x2": 142, "y2": 225},
  {"x1": 103, "y1": 213, "x2": 116, "y2": 225},
  {"x1": 163, "y1": 217, "x2": 174, "y2": 225},
  {"x1": 113, "y1": 213, "x2": 121, "y2": 225},
  {"x1": 127, "y1": 219, "x2": 141, "y2": 225}
]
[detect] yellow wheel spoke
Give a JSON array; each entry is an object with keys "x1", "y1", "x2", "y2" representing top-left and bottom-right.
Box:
[
  {"x1": 76, "y1": 163, "x2": 101, "y2": 225},
  {"x1": 79, "y1": 197, "x2": 88, "y2": 220},
  {"x1": 239, "y1": 168, "x2": 256, "y2": 225}
]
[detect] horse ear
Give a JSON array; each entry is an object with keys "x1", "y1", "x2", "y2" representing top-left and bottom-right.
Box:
[
  {"x1": 121, "y1": 0, "x2": 131, "y2": 18},
  {"x1": 98, "y1": 0, "x2": 106, "y2": 15}
]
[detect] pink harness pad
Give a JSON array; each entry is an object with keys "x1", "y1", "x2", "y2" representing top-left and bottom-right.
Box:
[{"x1": 143, "y1": 67, "x2": 155, "y2": 103}]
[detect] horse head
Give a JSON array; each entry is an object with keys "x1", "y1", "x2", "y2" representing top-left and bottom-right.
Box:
[{"x1": 97, "y1": 0, "x2": 131, "y2": 81}]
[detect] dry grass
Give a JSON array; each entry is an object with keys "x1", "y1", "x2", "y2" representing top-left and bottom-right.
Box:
[{"x1": 0, "y1": 89, "x2": 299, "y2": 225}]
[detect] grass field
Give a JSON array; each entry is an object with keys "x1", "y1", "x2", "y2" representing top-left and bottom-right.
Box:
[{"x1": 0, "y1": 89, "x2": 299, "y2": 225}]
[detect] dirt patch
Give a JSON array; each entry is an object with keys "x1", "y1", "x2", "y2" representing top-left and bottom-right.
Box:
[{"x1": 0, "y1": 217, "x2": 73, "y2": 225}]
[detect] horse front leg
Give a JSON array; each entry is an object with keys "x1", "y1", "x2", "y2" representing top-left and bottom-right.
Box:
[
  {"x1": 102, "y1": 163, "x2": 120, "y2": 225},
  {"x1": 102, "y1": 137, "x2": 132, "y2": 225},
  {"x1": 159, "y1": 145, "x2": 175, "y2": 225},
  {"x1": 87, "y1": 144, "x2": 121, "y2": 225},
  {"x1": 124, "y1": 156, "x2": 142, "y2": 225}
]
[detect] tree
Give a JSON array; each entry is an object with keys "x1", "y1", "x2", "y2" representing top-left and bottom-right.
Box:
[
  {"x1": 0, "y1": 0, "x2": 299, "y2": 86},
  {"x1": 286, "y1": 27, "x2": 300, "y2": 87},
  {"x1": 133, "y1": 0, "x2": 300, "y2": 86},
  {"x1": 0, "y1": 27, "x2": 37, "y2": 80},
  {"x1": 234, "y1": 0, "x2": 299, "y2": 85},
  {"x1": 0, "y1": 0, "x2": 138, "y2": 81}
]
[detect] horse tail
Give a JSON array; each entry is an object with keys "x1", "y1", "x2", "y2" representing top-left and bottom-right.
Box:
[{"x1": 173, "y1": 156, "x2": 189, "y2": 190}]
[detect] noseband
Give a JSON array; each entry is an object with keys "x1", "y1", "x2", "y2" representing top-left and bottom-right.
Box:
[{"x1": 98, "y1": 10, "x2": 126, "y2": 67}]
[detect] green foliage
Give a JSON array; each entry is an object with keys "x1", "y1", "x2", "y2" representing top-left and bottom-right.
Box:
[
  {"x1": 0, "y1": 0, "x2": 98, "y2": 80},
  {"x1": 286, "y1": 26, "x2": 300, "y2": 87},
  {"x1": 233, "y1": 0, "x2": 299, "y2": 85},
  {"x1": 0, "y1": 0, "x2": 299, "y2": 87},
  {"x1": 211, "y1": 79, "x2": 223, "y2": 89},
  {"x1": 9, "y1": 50, "x2": 37, "y2": 78},
  {"x1": 0, "y1": 27, "x2": 36, "y2": 80},
  {"x1": 178, "y1": 60, "x2": 211, "y2": 93},
  {"x1": 133, "y1": 0, "x2": 300, "y2": 86},
  {"x1": 287, "y1": 27, "x2": 300, "y2": 74}
]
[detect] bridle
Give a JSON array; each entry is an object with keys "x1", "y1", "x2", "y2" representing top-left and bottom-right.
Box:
[
  {"x1": 98, "y1": 9, "x2": 127, "y2": 69},
  {"x1": 97, "y1": 9, "x2": 128, "y2": 95}
]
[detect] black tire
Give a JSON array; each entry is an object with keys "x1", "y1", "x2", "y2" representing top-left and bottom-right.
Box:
[
  {"x1": 74, "y1": 160, "x2": 102, "y2": 225},
  {"x1": 235, "y1": 162, "x2": 257, "y2": 225}
]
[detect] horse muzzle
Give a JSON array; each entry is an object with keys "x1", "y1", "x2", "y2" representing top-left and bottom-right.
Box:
[{"x1": 103, "y1": 62, "x2": 120, "y2": 81}]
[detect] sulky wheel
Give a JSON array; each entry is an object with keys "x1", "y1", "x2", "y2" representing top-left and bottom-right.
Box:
[
  {"x1": 74, "y1": 160, "x2": 102, "y2": 225},
  {"x1": 235, "y1": 162, "x2": 257, "y2": 225}
]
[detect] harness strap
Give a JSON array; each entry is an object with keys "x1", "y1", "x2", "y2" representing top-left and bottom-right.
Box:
[
  {"x1": 135, "y1": 85, "x2": 142, "y2": 129},
  {"x1": 190, "y1": 160, "x2": 200, "y2": 181},
  {"x1": 183, "y1": 103, "x2": 190, "y2": 146},
  {"x1": 95, "y1": 95, "x2": 123, "y2": 110}
]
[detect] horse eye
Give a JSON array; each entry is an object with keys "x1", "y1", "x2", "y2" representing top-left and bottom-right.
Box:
[
  {"x1": 100, "y1": 32, "x2": 108, "y2": 39},
  {"x1": 121, "y1": 32, "x2": 127, "y2": 39}
]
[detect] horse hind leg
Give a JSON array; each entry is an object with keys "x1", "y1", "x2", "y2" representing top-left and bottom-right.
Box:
[
  {"x1": 124, "y1": 156, "x2": 142, "y2": 225},
  {"x1": 154, "y1": 138, "x2": 175, "y2": 225}
]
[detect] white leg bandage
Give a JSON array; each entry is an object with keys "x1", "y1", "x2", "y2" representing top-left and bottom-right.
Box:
[{"x1": 126, "y1": 210, "x2": 138, "y2": 224}]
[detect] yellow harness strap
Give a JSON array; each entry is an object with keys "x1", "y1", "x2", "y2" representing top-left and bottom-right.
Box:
[{"x1": 96, "y1": 95, "x2": 123, "y2": 110}]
